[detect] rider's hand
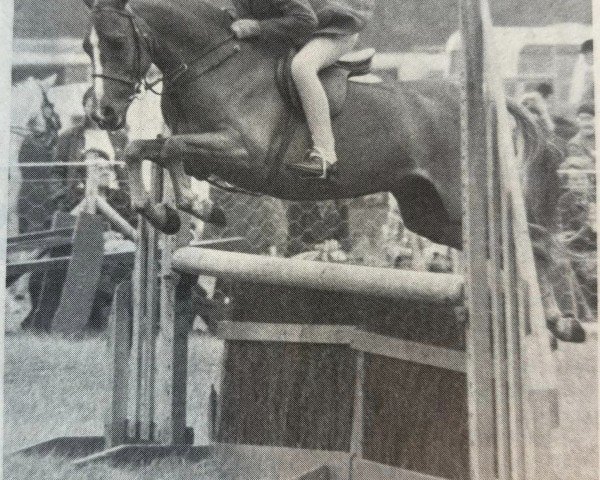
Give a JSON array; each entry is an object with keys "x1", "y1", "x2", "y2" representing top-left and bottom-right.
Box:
[{"x1": 231, "y1": 19, "x2": 261, "y2": 39}]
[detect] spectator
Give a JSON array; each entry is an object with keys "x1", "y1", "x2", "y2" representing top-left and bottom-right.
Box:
[
  {"x1": 556, "y1": 103, "x2": 596, "y2": 233},
  {"x1": 569, "y1": 39, "x2": 594, "y2": 110},
  {"x1": 17, "y1": 99, "x2": 62, "y2": 233},
  {"x1": 56, "y1": 149, "x2": 137, "y2": 330},
  {"x1": 562, "y1": 103, "x2": 595, "y2": 171},
  {"x1": 60, "y1": 149, "x2": 137, "y2": 228},
  {"x1": 54, "y1": 87, "x2": 128, "y2": 202},
  {"x1": 520, "y1": 82, "x2": 555, "y2": 132}
]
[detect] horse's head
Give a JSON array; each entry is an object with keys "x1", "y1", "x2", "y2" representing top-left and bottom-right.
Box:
[
  {"x1": 82, "y1": 0, "x2": 153, "y2": 130},
  {"x1": 11, "y1": 74, "x2": 61, "y2": 150}
]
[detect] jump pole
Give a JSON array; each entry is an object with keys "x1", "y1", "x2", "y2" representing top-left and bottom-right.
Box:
[{"x1": 13, "y1": 4, "x2": 560, "y2": 475}]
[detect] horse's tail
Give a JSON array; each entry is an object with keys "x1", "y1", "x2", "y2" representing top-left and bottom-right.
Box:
[
  {"x1": 506, "y1": 98, "x2": 545, "y2": 165},
  {"x1": 506, "y1": 99, "x2": 566, "y2": 230}
]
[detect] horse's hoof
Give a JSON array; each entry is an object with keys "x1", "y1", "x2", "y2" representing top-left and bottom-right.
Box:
[
  {"x1": 207, "y1": 206, "x2": 227, "y2": 227},
  {"x1": 143, "y1": 203, "x2": 182, "y2": 235},
  {"x1": 161, "y1": 204, "x2": 183, "y2": 234},
  {"x1": 547, "y1": 316, "x2": 586, "y2": 343}
]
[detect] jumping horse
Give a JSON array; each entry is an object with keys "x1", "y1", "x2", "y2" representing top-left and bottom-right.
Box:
[{"x1": 82, "y1": 0, "x2": 585, "y2": 342}]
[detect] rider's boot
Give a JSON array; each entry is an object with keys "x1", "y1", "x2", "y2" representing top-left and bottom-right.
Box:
[{"x1": 287, "y1": 147, "x2": 337, "y2": 179}]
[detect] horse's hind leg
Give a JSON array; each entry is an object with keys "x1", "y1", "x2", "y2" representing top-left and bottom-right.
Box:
[{"x1": 124, "y1": 138, "x2": 182, "y2": 235}]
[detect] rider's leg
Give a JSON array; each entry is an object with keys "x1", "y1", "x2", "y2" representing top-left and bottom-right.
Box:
[{"x1": 289, "y1": 33, "x2": 358, "y2": 178}]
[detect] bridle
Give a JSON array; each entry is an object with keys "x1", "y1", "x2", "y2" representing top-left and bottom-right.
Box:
[
  {"x1": 90, "y1": 6, "x2": 239, "y2": 97},
  {"x1": 91, "y1": 6, "x2": 148, "y2": 95},
  {"x1": 10, "y1": 87, "x2": 60, "y2": 148}
]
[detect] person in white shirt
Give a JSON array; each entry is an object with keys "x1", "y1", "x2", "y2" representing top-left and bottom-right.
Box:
[{"x1": 569, "y1": 39, "x2": 594, "y2": 111}]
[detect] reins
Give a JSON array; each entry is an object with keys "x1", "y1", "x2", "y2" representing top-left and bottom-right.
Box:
[
  {"x1": 91, "y1": 6, "x2": 256, "y2": 196},
  {"x1": 92, "y1": 6, "x2": 239, "y2": 97}
]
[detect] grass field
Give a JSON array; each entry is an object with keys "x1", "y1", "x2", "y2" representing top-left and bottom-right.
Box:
[{"x1": 3, "y1": 330, "x2": 598, "y2": 479}]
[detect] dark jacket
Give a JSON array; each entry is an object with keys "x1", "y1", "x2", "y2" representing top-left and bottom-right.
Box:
[
  {"x1": 232, "y1": 0, "x2": 373, "y2": 44},
  {"x1": 54, "y1": 121, "x2": 129, "y2": 189}
]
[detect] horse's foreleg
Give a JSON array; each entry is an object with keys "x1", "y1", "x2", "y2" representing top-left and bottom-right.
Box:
[
  {"x1": 165, "y1": 160, "x2": 227, "y2": 227},
  {"x1": 161, "y1": 131, "x2": 249, "y2": 227},
  {"x1": 124, "y1": 138, "x2": 182, "y2": 234}
]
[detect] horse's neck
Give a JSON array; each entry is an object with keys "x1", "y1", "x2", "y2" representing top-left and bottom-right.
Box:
[
  {"x1": 135, "y1": 0, "x2": 281, "y2": 141},
  {"x1": 133, "y1": 0, "x2": 231, "y2": 67}
]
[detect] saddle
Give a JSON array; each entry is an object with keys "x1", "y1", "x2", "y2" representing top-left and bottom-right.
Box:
[{"x1": 275, "y1": 47, "x2": 379, "y2": 117}]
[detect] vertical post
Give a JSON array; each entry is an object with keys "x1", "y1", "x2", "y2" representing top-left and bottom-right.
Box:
[
  {"x1": 460, "y1": 0, "x2": 497, "y2": 478},
  {"x1": 503, "y1": 194, "x2": 526, "y2": 480},
  {"x1": 129, "y1": 212, "x2": 148, "y2": 440},
  {"x1": 487, "y1": 104, "x2": 511, "y2": 480},
  {"x1": 105, "y1": 281, "x2": 132, "y2": 447},
  {"x1": 84, "y1": 161, "x2": 99, "y2": 214},
  {"x1": 349, "y1": 351, "x2": 365, "y2": 459},
  {"x1": 139, "y1": 164, "x2": 162, "y2": 441},
  {"x1": 155, "y1": 172, "x2": 191, "y2": 444}
]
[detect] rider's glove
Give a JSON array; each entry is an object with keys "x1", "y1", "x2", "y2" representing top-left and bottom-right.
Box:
[{"x1": 231, "y1": 19, "x2": 261, "y2": 39}]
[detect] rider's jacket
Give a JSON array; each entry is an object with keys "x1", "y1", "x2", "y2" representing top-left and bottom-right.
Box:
[{"x1": 232, "y1": 0, "x2": 374, "y2": 44}]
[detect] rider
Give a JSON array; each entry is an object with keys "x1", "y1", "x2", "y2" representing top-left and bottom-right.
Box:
[{"x1": 230, "y1": 0, "x2": 374, "y2": 179}]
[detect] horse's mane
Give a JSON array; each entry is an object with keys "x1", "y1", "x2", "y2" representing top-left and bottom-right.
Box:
[{"x1": 131, "y1": 0, "x2": 231, "y2": 48}]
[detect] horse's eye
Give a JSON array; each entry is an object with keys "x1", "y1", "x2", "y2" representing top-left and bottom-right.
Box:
[
  {"x1": 104, "y1": 35, "x2": 127, "y2": 50},
  {"x1": 100, "y1": 34, "x2": 127, "y2": 50},
  {"x1": 82, "y1": 39, "x2": 91, "y2": 55}
]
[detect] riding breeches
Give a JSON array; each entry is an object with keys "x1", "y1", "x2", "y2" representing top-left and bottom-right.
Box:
[{"x1": 290, "y1": 33, "x2": 359, "y2": 161}]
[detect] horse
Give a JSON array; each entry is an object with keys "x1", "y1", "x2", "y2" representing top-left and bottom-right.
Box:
[
  {"x1": 6, "y1": 75, "x2": 62, "y2": 331},
  {"x1": 8, "y1": 75, "x2": 60, "y2": 236},
  {"x1": 82, "y1": 0, "x2": 585, "y2": 342}
]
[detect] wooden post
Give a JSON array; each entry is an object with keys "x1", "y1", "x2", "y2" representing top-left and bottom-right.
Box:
[
  {"x1": 105, "y1": 281, "x2": 132, "y2": 447},
  {"x1": 155, "y1": 171, "x2": 192, "y2": 445},
  {"x1": 139, "y1": 164, "x2": 162, "y2": 441},
  {"x1": 84, "y1": 161, "x2": 99, "y2": 214},
  {"x1": 459, "y1": 0, "x2": 496, "y2": 478},
  {"x1": 349, "y1": 351, "x2": 365, "y2": 458},
  {"x1": 129, "y1": 213, "x2": 148, "y2": 440},
  {"x1": 487, "y1": 104, "x2": 511, "y2": 480}
]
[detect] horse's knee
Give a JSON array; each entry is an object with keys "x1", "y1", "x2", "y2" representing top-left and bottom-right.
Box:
[
  {"x1": 124, "y1": 141, "x2": 144, "y2": 163},
  {"x1": 162, "y1": 137, "x2": 185, "y2": 159}
]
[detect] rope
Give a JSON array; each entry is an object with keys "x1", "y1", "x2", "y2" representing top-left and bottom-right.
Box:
[{"x1": 14, "y1": 160, "x2": 126, "y2": 168}]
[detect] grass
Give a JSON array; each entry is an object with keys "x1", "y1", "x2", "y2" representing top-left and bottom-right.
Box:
[
  {"x1": 4, "y1": 333, "x2": 224, "y2": 480},
  {"x1": 3, "y1": 330, "x2": 598, "y2": 479}
]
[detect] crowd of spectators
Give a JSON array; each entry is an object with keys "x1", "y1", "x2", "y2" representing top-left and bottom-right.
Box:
[
  {"x1": 17, "y1": 86, "x2": 131, "y2": 235},
  {"x1": 16, "y1": 87, "x2": 132, "y2": 330},
  {"x1": 519, "y1": 38, "x2": 596, "y2": 322}
]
